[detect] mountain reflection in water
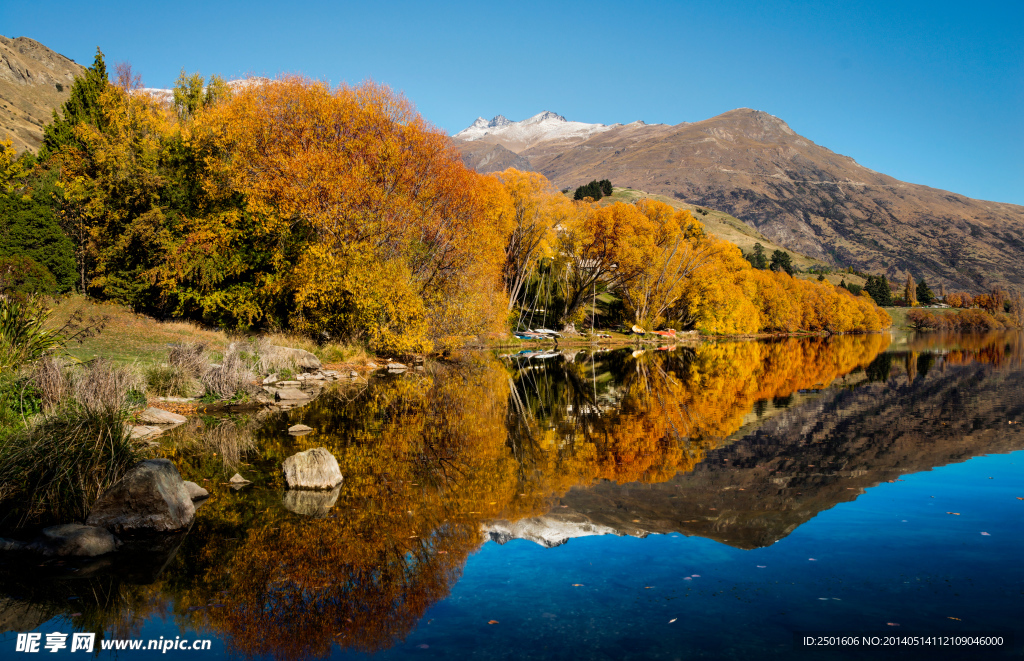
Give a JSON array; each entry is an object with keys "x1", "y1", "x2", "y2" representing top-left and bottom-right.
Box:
[{"x1": 1, "y1": 332, "x2": 1022, "y2": 659}]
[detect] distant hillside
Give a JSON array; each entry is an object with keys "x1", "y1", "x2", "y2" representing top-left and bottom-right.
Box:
[
  {"x1": 0, "y1": 36, "x2": 84, "y2": 152},
  {"x1": 458, "y1": 141, "x2": 534, "y2": 174},
  {"x1": 455, "y1": 110, "x2": 1024, "y2": 293}
]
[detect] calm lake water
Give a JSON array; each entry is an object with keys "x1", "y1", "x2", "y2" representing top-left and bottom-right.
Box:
[{"x1": 2, "y1": 332, "x2": 1022, "y2": 660}]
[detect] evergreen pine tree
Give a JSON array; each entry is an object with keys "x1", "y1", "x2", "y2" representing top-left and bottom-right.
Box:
[
  {"x1": 39, "y1": 48, "x2": 109, "y2": 160},
  {"x1": 770, "y1": 249, "x2": 793, "y2": 275},
  {"x1": 600, "y1": 179, "x2": 612, "y2": 196},
  {"x1": 916, "y1": 278, "x2": 935, "y2": 305},
  {"x1": 751, "y1": 243, "x2": 768, "y2": 269}
]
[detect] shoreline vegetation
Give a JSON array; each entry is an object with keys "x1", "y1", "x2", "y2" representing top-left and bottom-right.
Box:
[{"x1": 1, "y1": 53, "x2": 1022, "y2": 537}]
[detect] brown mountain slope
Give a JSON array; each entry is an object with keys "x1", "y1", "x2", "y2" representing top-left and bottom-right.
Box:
[
  {"x1": 458, "y1": 141, "x2": 534, "y2": 174},
  {"x1": 0, "y1": 36, "x2": 83, "y2": 153},
  {"x1": 456, "y1": 109, "x2": 1024, "y2": 292}
]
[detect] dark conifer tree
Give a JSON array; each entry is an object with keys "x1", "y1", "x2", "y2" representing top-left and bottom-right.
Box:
[
  {"x1": 916, "y1": 278, "x2": 935, "y2": 305},
  {"x1": 39, "y1": 48, "x2": 109, "y2": 160},
  {"x1": 770, "y1": 249, "x2": 793, "y2": 275}
]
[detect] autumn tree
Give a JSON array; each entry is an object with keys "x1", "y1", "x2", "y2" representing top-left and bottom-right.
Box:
[
  {"x1": 904, "y1": 273, "x2": 918, "y2": 307},
  {"x1": 207, "y1": 77, "x2": 509, "y2": 351},
  {"x1": 615, "y1": 200, "x2": 719, "y2": 329},
  {"x1": 496, "y1": 169, "x2": 562, "y2": 311},
  {"x1": 554, "y1": 201, "x2": 668, "y2": 326}
]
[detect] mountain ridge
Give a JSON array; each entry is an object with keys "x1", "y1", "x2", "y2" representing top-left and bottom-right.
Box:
[
  {"x1": 455, "y1": 109, "x2": 1024, "y2": 292},
  {"x1": 0, "y1": 35, "x2": 84, "y2": 153}
]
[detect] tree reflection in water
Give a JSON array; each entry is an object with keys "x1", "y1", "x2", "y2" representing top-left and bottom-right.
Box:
[{"x1": 11, "y1": 332, "x2": 1022, "y2": 660}]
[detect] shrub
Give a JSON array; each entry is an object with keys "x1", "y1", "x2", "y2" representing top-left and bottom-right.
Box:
[
  {"x1": 201, "y1": 343, "x2": 257, "y2": 399},
  {"x1": 146, "y1": 364, "x2": 200, "y2": 398},
  {"x1": 0, "y1": 405, "x2": 146, "y2": 526},
  {"x1": 70, "y1": 359, "x2": 146, "y2": 413},
  {"x1": 907, "y1": 308, "x2": 1010, "y2": 331},
  {"x1": 30, "y1": 355, "x2": 72, "y2": 412},
  {"x1": 0, "y1": 294, "x2": 65, "y2": 372},
  {"x1": 168, "y1": 341, "x2": 209, "y2": 379},
  {"x1": 0, "y1": 255, "x2": 58, "y2": 295}
]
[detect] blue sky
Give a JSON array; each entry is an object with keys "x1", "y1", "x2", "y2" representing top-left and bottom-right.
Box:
[{"x1": 3, "y1": 0, "x2": 1021, "y2": 204}]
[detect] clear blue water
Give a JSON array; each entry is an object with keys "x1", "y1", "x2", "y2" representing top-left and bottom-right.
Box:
[{"x1": 2, "y1": 333, "x2": 1022, "y2": 660}]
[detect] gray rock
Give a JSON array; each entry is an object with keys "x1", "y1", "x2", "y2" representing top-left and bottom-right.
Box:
[
  {"x1": 183, "y1": 481, "x2": 209, "y2": 500},
  {"x1": 276, "y1": 380, "x2": 301, "y2": 387},
  {"x1": 281, "y1": 487, "x2": 340, "y2": 517},
  {"x1": 0, "y1": 538, "x2": 28, "y2": 552},
  {"x1": 130, "y1": 425, "x2": 162, "y2": 440},
  {"x1": 269, "y1": 346, "x2": 321, "y2": 371},
  {"x1": 137, "y1": 407, "x2": 188, "y2": 425},
  {"x1": 38, "y1": 524, "x2": 119, "y2": 557},
  {"x1": 229, "y1": 473, "x2": 250, "y2": 484},
  {"x1": 87, "y1": 459, "x2": 195, "y2": 533},
  {"x1": 262, "y1": 373, "x2": 279, "y2": 385},
  {"x1": 349, "y1": 371, "x2": 359, "y2": 378},
  {"x1": 275, "y1": 389, "x2": 308, "y2": 401},
  {"x1": 282, "y1": 447, "x2": 343, "y2": 490},
  {"x1": 387, "y1": 362, "x2": 408, "y2": 372},
  {"x1": 288, "y1": 424, "x2": 313, "y2": 435},
  {"x1": 365, "y1": 362, "x2": 378, "y2": 369}
]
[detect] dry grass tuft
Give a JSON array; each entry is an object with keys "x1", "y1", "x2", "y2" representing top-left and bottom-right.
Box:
[
  {"x1": 202, "y1": 343, "x2": 258, "y2": 399},
  {"x1": 168, "y1": 342, "x2": 209, "y2": 379},
  {"x1": 31, "y1": 356, "x2": 72, "y2": 412},
  {"x1": 71, "y1": 359, "x2": 146, "y2": 413}
]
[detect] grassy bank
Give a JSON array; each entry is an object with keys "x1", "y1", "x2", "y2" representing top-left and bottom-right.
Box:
[
  {"x1": 44, "y1": 296, "x2": 370, "y2": 368},
  {"x1": 884, "y1": 306, "x2": 960, "y2": 330}
]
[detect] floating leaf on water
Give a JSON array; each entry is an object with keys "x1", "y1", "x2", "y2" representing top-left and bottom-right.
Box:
[
  {"x1": 946, "y1": 512, "x2": 961, "y2": 515},
  {"x1": 808, "y1": 558, "x2": 817, "y2": 561},
  {"x1": 757, "y1": 565, "x2": 766, "y2": 568},
  {"x1": 691, "y1": 574, "x2": 700, "y2": 577},
  {"x1": 683, "y1": 577, "x2": 692, "y2": 581},
  {"x1": 571, "y1": 584, "x2": 584, "y2": 587},
  {"x1": 668, "y1": 618, "x2": 677, "y2": 623},
  {"x1": 488, "y1": 620, "x2": 499, "y2": 625},
  {"x1": 948, "y1": 617, "x2": 961, "y2": 621},
  {"x1": 644, "y1": 586, "x2": 654, "y2": 589},
  {"x1": 887, "y1": 623, "x2": 900, "y2": 626},
  {"x1": 632, "y1": 519, "x2": 641, "y2": 522},
  {"x1": 980, "y1": 532, "x2": 991, "y2": 536}
]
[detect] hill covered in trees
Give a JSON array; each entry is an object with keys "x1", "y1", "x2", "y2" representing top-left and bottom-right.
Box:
[{"x1": 2, "y1": 51, "x2": 892, "y2": 352}]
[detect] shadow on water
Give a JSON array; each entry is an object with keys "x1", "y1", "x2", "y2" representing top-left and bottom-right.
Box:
[{"x1": 2, "y1": 331, "x2": 1022, "y2": 659}]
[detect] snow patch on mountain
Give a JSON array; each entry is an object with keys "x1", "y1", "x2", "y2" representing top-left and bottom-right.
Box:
[
  {"x1": 455, "y1": 111, "x2": 620, "y2": 149},
  {"x1": 135, "y1": 78, "x2": 266, "y2": 105}
]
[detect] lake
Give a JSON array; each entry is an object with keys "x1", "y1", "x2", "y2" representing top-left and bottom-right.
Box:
[{"x1": 1, "y1": 332, "x2": 1022, "y2": 660}]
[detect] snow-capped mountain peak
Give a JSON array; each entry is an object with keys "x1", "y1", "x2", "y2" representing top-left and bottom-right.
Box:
[{"x1": 454, "y1": 111, "x2": 616, "y2": 151}]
